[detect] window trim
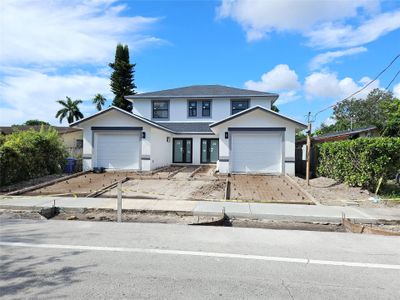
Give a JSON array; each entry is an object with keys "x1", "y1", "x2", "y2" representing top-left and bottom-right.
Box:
[
  {"x1": 231, "y1": 99, "x2": 250, "y2": 115},
  {"x1": 152, "y1": 100, "x2": 170, "y2": 120}
]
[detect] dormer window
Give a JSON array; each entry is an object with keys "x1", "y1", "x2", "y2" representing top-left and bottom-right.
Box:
[
  {"x1": 152, "y1": 100, "x2": 169, "y2": 119},
  {"x1": 188, "y1": 100, "x2": 212, "y2": 118},
  {"x1": 231, "y1": 99, "x2": 249, "y2": 115}
]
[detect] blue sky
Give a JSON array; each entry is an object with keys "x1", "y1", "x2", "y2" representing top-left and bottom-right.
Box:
[{"x1": 1, "y1": 0, "x2": 399, "y2": 128}]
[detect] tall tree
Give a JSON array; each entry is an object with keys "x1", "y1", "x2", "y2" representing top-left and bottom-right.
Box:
[
  {"x1": 23, "y1": 120, "x2": 50, "y2": 126},
  {"x1": 109, "y1": 44, "x2": 136, "y2": 112},
  {"x1": 92, "y1": 93, "x2": 106, "y2": 111},
  {"x1": 55, "y1": 96, "x2": 84, "y2": 124},
  {"x1": 316, "y1": 89, "x2": 400, "y2": 137}
]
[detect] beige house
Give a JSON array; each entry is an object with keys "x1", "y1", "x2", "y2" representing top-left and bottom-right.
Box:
[{"x1": 0, "y1": 126, "x2": 83, "y2": 157}]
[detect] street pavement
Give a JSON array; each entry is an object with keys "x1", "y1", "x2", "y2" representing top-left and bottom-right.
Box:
[
  {"x1": 1, "y1": 195, "x2": 400, "y2": 223},
  {"x1": 1, "y1": 217, "x2": 399, "y2": 299}
]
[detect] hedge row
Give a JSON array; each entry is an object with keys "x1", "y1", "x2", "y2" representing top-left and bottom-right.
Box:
[
  {"x1": 317, "y1": 137, "x2": 400, "y2": 189},
  {"x1": 0, "y1": 127, "x2": 67, "y2": 186}
]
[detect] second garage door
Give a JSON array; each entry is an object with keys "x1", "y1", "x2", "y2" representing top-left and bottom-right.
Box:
[
  {"x1": 231, "y1": 132, "x2": 283, "y2": 173},
  {"x1": 95, "y1": 132, "x2": 140, "y2": 169}
]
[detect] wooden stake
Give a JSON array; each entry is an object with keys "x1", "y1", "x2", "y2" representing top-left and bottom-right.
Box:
[
  {"x1": 117, "y1": 181, "x2": 122, "y2": 223},
  {"x1": 306, "y1": 121, "x2": 312, "y2": 186}
]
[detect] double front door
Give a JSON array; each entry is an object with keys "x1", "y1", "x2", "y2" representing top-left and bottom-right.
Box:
[
  {"x1": 201, "y1": 139, "x2": 219, "y2": 164},
  {"x1": 173, "y1": 138, "x2": 192, "y2": 163},
  {"x1": 173, "y1": 138, "x2": 219, "y2": 164}
]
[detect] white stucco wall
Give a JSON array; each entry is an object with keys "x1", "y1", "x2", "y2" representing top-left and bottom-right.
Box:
[
  {"x1": 75, "y1": 109, "x2": 155, "y2": 171},
  {"x1": 130, "y1": 97, "x2": 273, "y2": 122},
  {"x1": 211, "y1": 109, "x2": 304, "y2": 175},
  {"x1": 150, "y1": 128, "x2": 172, "y2": 169}
]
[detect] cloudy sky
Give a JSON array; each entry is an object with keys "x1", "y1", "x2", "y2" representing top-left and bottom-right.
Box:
[{"x1": 1, "y1": 0, "x2": 399, "y2": 127}]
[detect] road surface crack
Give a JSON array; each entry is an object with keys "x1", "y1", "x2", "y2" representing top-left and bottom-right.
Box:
[{"x1": 281, "y1": 280, "x2": 294, "y2": 300}]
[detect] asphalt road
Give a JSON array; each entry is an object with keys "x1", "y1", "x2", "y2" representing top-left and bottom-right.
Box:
[{"x1": 1, "y1": 218, "x2": 399, "y2": 299}]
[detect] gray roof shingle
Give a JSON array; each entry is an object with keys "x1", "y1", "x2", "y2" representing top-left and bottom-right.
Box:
[
  {"x1": 127, "y1": 85, "x2": 278, "y2": 99},
  {"x1": 156, "y1": 122, "x2": 213, "y2": 133}
]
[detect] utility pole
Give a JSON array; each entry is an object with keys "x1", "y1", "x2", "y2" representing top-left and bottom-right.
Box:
[{"x1": 306, "y1": 112, "x2": 312, "y2": 186}]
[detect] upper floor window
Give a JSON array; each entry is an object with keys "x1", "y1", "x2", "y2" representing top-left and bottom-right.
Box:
[
  {"x1": 188, "y1": 101, "x2": 197, "y2": 117},
  {"x1": 231, "y1": 100, "x2": 249, "y2": 115},
  {"x1": 152, "y1": 100, "x2": 169, "y2": 119},
  {"x1": 188, "y1": 100, "x2": 212, "y2": 118},
  {"x1": 202, "y1": 100, "x2": 211, "y2": 117}
]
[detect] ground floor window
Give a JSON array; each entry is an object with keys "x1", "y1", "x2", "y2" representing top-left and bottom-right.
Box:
[{"x1": 201, "y1": 139, "x2": 219, "y2": 163}]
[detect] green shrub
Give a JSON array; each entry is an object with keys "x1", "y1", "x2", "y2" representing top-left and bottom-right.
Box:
[
  {"x1": 0, "y1": 127, "x2": 68, "y2": 186},
  {"x1": 317, "y1": 137, "x2": 400, "y2": 190}
]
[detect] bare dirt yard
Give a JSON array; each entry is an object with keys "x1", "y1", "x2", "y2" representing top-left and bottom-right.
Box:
[
  {"x1": 0, "y1": 174, "x2": 66, "y2": 194},
  {"x1": 228, "y1": 175, "x2": 314, "y2": 204},
  {"x1": 293, "y1": 176, "x2": 374, "y2": 207},
  {"x1": 23, "y1": 171, "x2": 137, "y2": 197},
  {"x1": 102, "y1": 178, "x2": 226, "y2": 200}
]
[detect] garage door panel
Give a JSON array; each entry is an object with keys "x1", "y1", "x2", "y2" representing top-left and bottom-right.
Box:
[
  {"x1": 96, "y1": 133, "x2": 140, "y2": 169},
  {"x1": 231, "y1": 132, "x2": 282, "y2": 173}
]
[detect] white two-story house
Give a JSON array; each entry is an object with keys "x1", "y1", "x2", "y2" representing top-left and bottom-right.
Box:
[{"x1": 71, "y1": 85, "x2": 306, "y2": 175}]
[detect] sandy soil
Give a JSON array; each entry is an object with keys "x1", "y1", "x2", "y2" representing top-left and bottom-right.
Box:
[
  {"x1": 102, "y1": 178, "x2": 226, "y2": 200},
  {"x1": 229, "y1": 175, "x2": 314, "y2": 204},
  {"x1": 292, "y1": 176, "x2": 375, "y2": 207},
  {"x1": 23, "y1": 171, "x2": 137, "y2": 197}
]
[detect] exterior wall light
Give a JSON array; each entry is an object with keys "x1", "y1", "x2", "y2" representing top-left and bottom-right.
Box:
[{"x1": 225, "y1": 132, "x2": 229, "y2": 139}]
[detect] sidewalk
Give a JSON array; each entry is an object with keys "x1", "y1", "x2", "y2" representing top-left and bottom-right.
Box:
[{"x1": 1, "y1": 196, "x2": 399, "y2": 223}]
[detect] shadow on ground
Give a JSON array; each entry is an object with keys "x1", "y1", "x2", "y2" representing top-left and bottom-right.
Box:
[{"x1": 0, "y1": 220, "x2": 95, "y2": 298}]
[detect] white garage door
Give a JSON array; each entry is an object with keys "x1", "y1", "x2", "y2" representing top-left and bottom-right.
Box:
[
  {"x1": 231, "y1": 132, "x2": 283, "y2": 173},
  {"x1": 96, "y1": 132, "x2": 140, "y2": 169}
]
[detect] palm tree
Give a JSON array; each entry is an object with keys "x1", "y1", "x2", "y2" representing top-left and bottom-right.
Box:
[
  {"x1": 92, "y1": 93, "x2": 106, "y2": 111},
  {"x1": 55, "y1": 96, "x2": 84, "y2": 124}
]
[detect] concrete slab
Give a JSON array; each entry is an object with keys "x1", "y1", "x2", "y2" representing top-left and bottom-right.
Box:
[{"x1": 193, "y1": 201, "x2": 251, "y2": 217}]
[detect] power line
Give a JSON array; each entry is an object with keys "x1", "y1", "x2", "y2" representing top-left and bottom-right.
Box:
[
  {"x1": 385, "y1": 69, "x2": 400, "y2": 90},
  {"x1": 311, "y1": 53, "x2": 400, "y2": 122}
]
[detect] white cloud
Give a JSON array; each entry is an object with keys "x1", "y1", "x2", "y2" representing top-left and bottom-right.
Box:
[
  {"x1": 304, "y1": 72, "x2": 380, "y2": 100},
  {"x1": 309, "y1": 47, "x2": 367, "y2": 70},
  {"x1": 245, "y1": 64, "x2": 300, "y2": 91},
  {"x1": 307, "y1": 10, "x2": 400, "y2": 48},
  {"x1": 323, "y1": 117, "x2": 336, "y2": 126},
  {"x1": 0, "y1": 0, "x2": 163, "y2": 65},
  {"x1": 393, "y1": 83, "x2": 400, "y2": 98},
  {"x1": 245, "y1": 64, "x2": 301, "y2": 104},
  {"x1": 0, "y1": 68, "x2": 112, "y2": 125},
  {"x1": 217, "y1": 0, "x2": 379, "y2": 42}
]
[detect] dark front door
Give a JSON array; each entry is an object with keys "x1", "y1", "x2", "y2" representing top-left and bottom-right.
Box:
[
  {"x1": 173, "y1": 138, "x2": 192, "y2": 163},
  {"x1": 201, "y1": 139, "x2": 219, "y2": 163}
]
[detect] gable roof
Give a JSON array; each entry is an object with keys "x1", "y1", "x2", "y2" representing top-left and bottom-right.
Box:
[
  {"x1": 156, "y1": 122, "x2": 213, "y2": 134},
  {"x1": 126, "y1": 85, "x2": 279, "y2": 102},
  {"x1": 209, "y1": 105, "x2": 307, "y2": 129},
  {"x1": 0, "y1": 125, "x2": 81, "y2": 135},
  {"x1": 69, "y1": 106, "x2": 174, "y2": 133}
]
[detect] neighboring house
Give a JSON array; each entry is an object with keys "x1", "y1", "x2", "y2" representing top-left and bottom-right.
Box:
[
  {"x1": 295, "y1": 126, "x2": 379, "y2": 177},
  {"x1": 70, "y1": 85, "x2": 306, "y2": 175},
  {"x1": 0, "y1": 126, "x2": 83, "y2": 157},
  {"x1": 296, "y1": 126, "x2": 379, "y2": 146}
]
